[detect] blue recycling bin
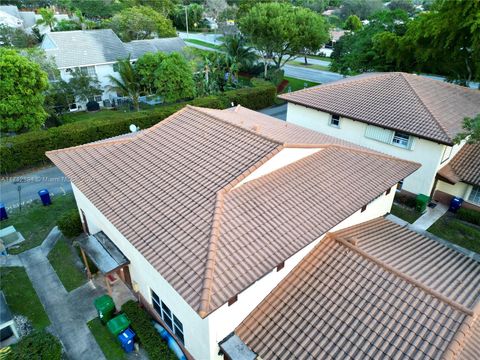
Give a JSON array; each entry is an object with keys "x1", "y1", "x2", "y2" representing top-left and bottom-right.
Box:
[
  {"x1": 38, "y1": 189, "x2": 51, "y2": 206},
  {"x1": 0, "y1": 203, "x2": 7, "y2": 221},
  {"x1": 118, "y1": 328, "x2": 135, "y2": 353},
  {"x1": 449, "y1": 197, "x2": 463, "y2": 213}
]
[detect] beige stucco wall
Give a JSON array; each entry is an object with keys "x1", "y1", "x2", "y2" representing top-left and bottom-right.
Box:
[
  {"x1": 436, "y1": 180, "x2": 473, "y2": 200},
  {"x1": 286, "y1": 103, "x2": 450, "y2": 195}
]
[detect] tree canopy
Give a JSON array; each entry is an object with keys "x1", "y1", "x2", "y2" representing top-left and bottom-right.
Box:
[
  {"x1": 0, "y1": 49, "x2": 49, "y2": 132},
  {"x1": 154, "y1": 53, "x2": 195, "y2": 103},
  {"x1": 339, "y1": 0, "x2": 383, "y2": 20},
  {"x1": 454, "y1": 114, "x2": 480, "y2": 145},
  {"x1": 239, "y1": 2, "x2": 329, "y2": 73},
  {"x1": 344, "y1": 14, "x2": 363, "y2": 32},
  {"x1": 68, "y1": 68, "x2": 102, "y2": 103},
  {"x1": 108, "y1": 58, "x2": 142, "y2": 111},
  {"x1": 36, "y1": 7, "x2": 57, "y2": 31}
]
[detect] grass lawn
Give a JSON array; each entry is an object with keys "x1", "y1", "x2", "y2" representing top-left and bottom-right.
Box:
[
  {"x1": 390, "y1": 203, "x2": 422, "y2": 224},
  {"x1": 428, "y1": 214, "x2": 480, "y2": 254},
  {"x1": 48, "y1": 236, "x2": 87, "y2": 292},
  {"x1": 287, "y1": 61, "x2": 331, "y2": 71},
  {"x1": 185, "y1": 39, "x2": 221, "y2": 50},
  {"x1": 282, "y1": 76, "x2": 320, "y2": 93},
  {"x1": 88, "y1": 318, "x2": 126, "y2": 360},
  {"x1": 1, "y1": 194, "x2": 77, "y2": 254},
  {"x1": 304, "y1": 54, "x2": 332, "y2": 62},
  {"x1": 0, "y1": 267, "x2": 50, "y2": 330}
]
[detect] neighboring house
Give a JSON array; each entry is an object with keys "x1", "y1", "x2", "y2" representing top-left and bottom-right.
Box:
[
  {"x1": 226, "y1": 217, "x2": 480, "y2": 359},
  {"x1": 319, "y1": 29, "x2": 345, "y2": 57},
  {"x1": 41, "y1": 29, "x2": 186, "y2": 108},
  {"x1": 0, "y1": 5, "x2": 68, "y2": 34},
  {"x1": 435, "y1": 144, "x2": 480, "y2": 210},
  {"x1": 280, "y1": 72, "x2": 480, "y2": 199},
  {"x1": 47, "y1": 105, "x2": 419, "y2": 360}
]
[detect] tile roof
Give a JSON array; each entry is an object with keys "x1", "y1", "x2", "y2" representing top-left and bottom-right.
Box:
[
  {"x1": 47, "y1": 106, "x2": 419, "y2": 317},
  {"x1": 438, "y1": 144, "x2": 480, "y2": 187},
  {"x1": 42, "y1": 29, "x2": 185, "y2": 68},
  {"x1": 279, "y1": 72, "x2": 480, "y2": 145},
  {"x1": 236, "y1": 218, "x2": 480, "y2": 360}
]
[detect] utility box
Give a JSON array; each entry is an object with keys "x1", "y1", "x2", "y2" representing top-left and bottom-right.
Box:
[
  {"x1": 94, "y1": 295, "x2": 115, "y2": 324},
  {"x1": 415, "y1": 194, "x2": 430, "y2": 213},
  {"x1": 449, "y1": 197, "x2": 464, "y2": 213},
  {"x1": 118, "y1": 328, "x2": 136, "y2": 353},
  {"x1": 38, "y1": 189, "x2": 51, "y2": 206},
  {"x1": 107, "y1": 314, "x2": 130, "y2": 337}
]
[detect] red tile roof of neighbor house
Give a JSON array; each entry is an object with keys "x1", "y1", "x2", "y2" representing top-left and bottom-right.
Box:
[
  {"x1": 46, "y1": 105, "x2": 419, "y2": 317},
  {"x1": 279, "y1": 72, "x2": 480, "y2": 145},
  {"x1": 437, "y1": 144, "x2": 480, "y2": 187},
  {"x1": 236, "y1": 217, "x2": 480, "y2": 360}
]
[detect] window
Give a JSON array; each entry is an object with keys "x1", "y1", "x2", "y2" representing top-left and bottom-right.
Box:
[
  {"x1": 392, "y1": 131, "x2": 410, "y2": 148},
  {"x1": 329, "y1": 114, "x2": 340, "y2": 128},
  {"x1": 469, "y1": 186, "x2": 480, "y2": 205},
  {"x1": 441, "y1": 146, "x2": 453, "y2": 163},
  {"x1": 80, "y1": 66, "x2": 96, "y2": 77},
  {"x1": 94, "y1": 95, "x2": 103, "y2": 102},
  {"x1": 228, "y1": 295, "x2": 238, "y2": 306},
  {"x1": 151, "y1": 290, "x2": 185, "y2": 345},
  {"x1": 361, "y1": 205, "x2": 367, "y2": 212}
]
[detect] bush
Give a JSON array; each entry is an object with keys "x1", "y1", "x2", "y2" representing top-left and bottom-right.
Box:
[
  {"x1": 266, "y1": 68, "x2": 285, "y2": 87},
  {"x1": 394, "y1": 192, "x2": 416, "y2": 208},
  {"x1": 57, "y1": 209, "x2": 83, "y2": 238},
  {"x1": 86, "y1": 101, "x2": 100, "y2": 112},
  {"x1": 122, "y1": 301, "x2": 177, "y2": 360},
  {"x1": 6, "y1": 330, "x2": 62, "y2": 360},
  {"x1": 0, "y1": 83, "x2": 276, "y2": 174},
  {"x1": 457, "y1": 208, "x2": 480, "y2": 226}
]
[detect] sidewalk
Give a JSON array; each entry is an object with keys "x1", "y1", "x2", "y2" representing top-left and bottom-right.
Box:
[{"x1": 410, "y1": 203, "x2": 448, "y2": 231}]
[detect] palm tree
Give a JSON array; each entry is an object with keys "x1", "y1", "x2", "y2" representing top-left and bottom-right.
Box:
[
  {"x1": 107, "y1": 58, "x2": 142, "y2": 111},
  {"x1": 36, "y1": 8, "x2": 57, "y2": 31},
  {"x1": 221, "y1": 34, "x2": 257, "y2": 74}
]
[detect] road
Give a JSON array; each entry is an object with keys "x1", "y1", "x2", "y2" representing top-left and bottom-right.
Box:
[
  {"x1": 0, "y1": 166, "x2": 72, "y2": 208},
  {"x1": 178, "y1": 31, "x2": 223, "y2": 44}
]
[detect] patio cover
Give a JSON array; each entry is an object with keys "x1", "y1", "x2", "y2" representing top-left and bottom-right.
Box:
[{"x1": 78, "y1": 232, "x2": 129, "y2": 274}]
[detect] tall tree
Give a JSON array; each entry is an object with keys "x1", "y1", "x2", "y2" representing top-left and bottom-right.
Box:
[
  {"x1": 108, "y1": 6, "x2": 176, "y2": 41},
  {"x1": 68, "y1": 68, "x2": 103, "y2": 103},
  {"x1": 172, "y1": 4, "x2": 204, "y2": 31},
  {"x1": 454, "y1": 114, "x2": 480, "y2": 144},
  {"x1": 205, "y1": 0, "x2": 228, "y2": 22},
  {"x1": 221, "y1": 34, "x2": 257, "y2": 75},
  {"x1": 239, "y1": 2, "x2": 329, "y2": 75},
  {"x1": 0, "y1": 49, "x2": 49, "y2": 132},
  {"x1": 36, "y1": 7, "x2": 57, "y2": 31},
  {"x1": 135, "y1": 52, "x2": 167, "y2": 94},
  {"x1": 339, "y1": 0, "x2": 383, "y2": 20},
  {"x1": 107, "y1": 58, "x2": 142, "y2": 111},
  {"x1": 344, "y1": 14, "x2": 363, "y2": 32},
  {"x1": 154, "y1": 53, "x2": 195, "y2": 103},
  {"x1": 0, "y1": 25, "x2": 37, "y2": 48}
]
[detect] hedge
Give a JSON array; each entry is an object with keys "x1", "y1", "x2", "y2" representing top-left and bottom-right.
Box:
[
  {"x1": 457, "y1": 207, "x2": 480, "y2": 226},
  {"x1": 57, "y1": 209, "x2": 83, "y2": 238},
  {"x1": 122, "y1": 300, "x2": 177, "y2": 360},
  {"x1": 6, "y1": 330, "x2": 62, "y2": 360},
  {"x1": 0, "y1": 80, "x2": 276, "y2": 174}
]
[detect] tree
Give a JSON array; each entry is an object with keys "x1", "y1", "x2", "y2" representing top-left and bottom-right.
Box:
[
  {"x1": 221, "y1": 34, "x2": 257, "y2": 75},
  {"x1": 292, "y1": 0, "x2": 329, "y2": 13},
  {"x1": 107, "y1": 58, "x2": 142, "y2": 111},
  {"x1": 205, "y1": 0, "x2": 228, "y2": 22},
  {"x1": 19, "y1": 48, "x2": 60, "y2": 81},
  {"x1": 44, "y1": 80, "x2": 75, "y2": 115},
  {"x1": 339, "y1": 0, "x2": 383, "y2": 20},
  {"x1": 36, "y1": 7, "x2": 57, "y2": 31},
  {"x1": 0, "y1": 24, "x2": 37, "y2": 48},
  {"x1": 239, "y1": 2, "x2": 329, "y2": 76},
  {"x1": 71, "y1": 0, "x2": 128, "y2": 19},
  {"x1": 388, "y1": 0, "x2": 415, "y2": 14},
  {"x1": 135, "y1": 52, "x2": 167, "y2": 94},
  {"x1": 54, "y1": 19, "x2": 81, "y2": 31},
  {"x1": 154, "y1": 53, "x2": 195, "y2": 103},
  {"x1": 137, "y1": 0, "x2": 175, "y2": 17},
  {"x1": 0, "y1": 49, "x2": 48, "y2": 132},
  {"x1": 344, "y1": 14, "x2": 363, "y2": 32},
  {"x1": 108, "y1": 6, "x2": 176, "y2": 42},
  {"x1": 68, "y1": 68, "x2": 103, "y2": 103},
  {"x1": 454, "y1": 114, "x2": 480, "y2": 144},
  {"x1": 172, "y1": 4, "x2": 204, "y2": 31}
]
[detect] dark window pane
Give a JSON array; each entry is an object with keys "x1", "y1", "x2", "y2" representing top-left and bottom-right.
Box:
[
  {"x1": 175, "y1": 328, "x2": 184, "y2": 345},
  {"x1": 153, "y1": 301, "x2": 161, "y2": 316},
  {"x1": 161, "y1": 301, "x2": 172, "y2": 317},
  {"x1": 151, "y1": 290, "x2": 159, "y2": 303},
  {"x1": 173, "y1": 315, "x2": 183, "y2": 331},
  {"x1": 163, "y1": 313, "x2": 173, "y2": 329}
]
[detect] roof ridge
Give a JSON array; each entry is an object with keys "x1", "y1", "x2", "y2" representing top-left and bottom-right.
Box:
[
  {"x1": 334, "y1": 235, "x2": 474, "y2": 316},
  {"x1": 400, "y1": 73, "x2": 453, "y2": 143}
]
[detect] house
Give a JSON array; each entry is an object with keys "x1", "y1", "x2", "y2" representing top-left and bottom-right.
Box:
[
  {"x1": 47, "y1": 105, "x2": 419, "y2": 360},
  {"x1": 280, "y1": 72, "x2": 480, "y2": 200},
  {"x1": 0, "y1": 5, "x2": 68, "y2": 34},
  {"x1": 319, "y1": 29, "x2": 346, "y2": 57},
  {"x1": 41, "y1": 29, "x2": 186, "y2": 108},
  {"x1": 435, "y1": 144, "x2": 480, "y2": 210},
  {"x1": 225, "y1": 217, "x2": 480, "y2": 359}
]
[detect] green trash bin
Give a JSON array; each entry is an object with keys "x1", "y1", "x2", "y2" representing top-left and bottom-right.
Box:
[
  {"x1": 107, "y1": 314, "x2": 130, "y2": 337},
  {"x1": 416, "y1": 194, "x2": 430, "y2": 213},
  {"x1": 94, "y1": 295, "x2": 115, "y2": 324}
]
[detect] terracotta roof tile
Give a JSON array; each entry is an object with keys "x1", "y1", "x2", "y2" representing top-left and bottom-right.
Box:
[
  {"x1": 236, "y1": 218, "x2": 480, "y2": 359},
  {"x1": 279, "y1": 72, "x2": 480, "y2": 145},
  {"x1": 438, "y1": 144, "x2": 480, "y2": 187},
  {"x1": 47, "y1": 106, "x2": 419, "y2": 317}
]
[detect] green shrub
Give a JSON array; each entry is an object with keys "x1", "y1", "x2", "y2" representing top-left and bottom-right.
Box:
[
  {"x1": 122, "y1": 300, "x2": 177, "y2": 360},
  {"x1": 457, "y1": 207, "x2": 480, "y2": 226},
  {"x1": 57, "y1": 209, "x2": 83, "y2": 238},
  {"x1": 0, "y1": 82, "x2": 276, "y2": 174},
  {"x1": 394, "y1": 192, "x2": 416, "y2": 209},
  {"x1": 6, "y1": 330, "x2": 62, "y2": 360}
]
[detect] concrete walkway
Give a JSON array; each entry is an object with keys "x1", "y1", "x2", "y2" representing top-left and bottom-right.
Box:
[{"x1": 410, "y1": 203, "x2": 448, "y2": 231}]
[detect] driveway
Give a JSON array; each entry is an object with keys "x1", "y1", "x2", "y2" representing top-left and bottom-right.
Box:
[{"x1": 0, "y1": 166, "x2": 71, "y2": 208}]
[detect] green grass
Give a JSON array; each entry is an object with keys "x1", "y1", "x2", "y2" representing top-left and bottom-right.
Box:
[
  {"x1": 428, "y1": 214, "x2": 480, "y2": 254},
  {"x1": 88, "y1": 318, "x2": 126, "y2": 360},
  {"x1": 390, "y1": 203, "x2": 422, "y2": 224},
  {"x1": 303, "y1": 54, "x2": 332, "y2": 62},
  {"x1": 184, "y1": 39, "x2": 221, "y2": 50},
  {"x1": 0, "y1": 267, "x2": 50, "y2": 330},
  {"x1": 287, "y1": 61, "x2": 331, "y2": 71},
  {"x1": 1, "y1": 194, "x2": 77, "y2": 254},
  {"x1": 282, "y1": 76, "x2": 320, "y2": 93},
  {"x1": 48, "y1": 236, "x2": 87, "y2": 292}
]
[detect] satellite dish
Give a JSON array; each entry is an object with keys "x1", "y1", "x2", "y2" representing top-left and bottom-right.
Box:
[{"x1": 129, "y1": 124, "x2": 138, "y2": 133}]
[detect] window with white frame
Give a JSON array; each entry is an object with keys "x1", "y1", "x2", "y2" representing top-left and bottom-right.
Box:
[
  {"x1": 79, "y1": 66, "x2": 96, "y2": 77},
  {"x1": 329, "y1": 114, "x2": 340, "y2": 128},
  {"x1": 468, "y1": 186, "x2": 480, "y2": 205},
  {"x1": 392, "y1": 131, "x2": 410, "y2": 148},
  {"x1": 151, "y1": 290, "x2": 185, "y2": 345}
]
